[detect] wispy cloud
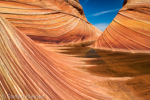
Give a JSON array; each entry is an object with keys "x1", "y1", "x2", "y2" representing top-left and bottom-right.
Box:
[
  {"x1": 94, "y1": 23, "x2": 109, "y2": 32},
  {"x1": 91, "y1": 9, "x2": 120, "y2": 17},
  {"x1": 84, "y1": 0, "x2": 90, "y2": 4}
]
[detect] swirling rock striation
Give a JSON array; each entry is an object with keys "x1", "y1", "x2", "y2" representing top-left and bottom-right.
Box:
[
  {"x1": 93, "y1": 0, "x2": 150, "y2": 53},
  {"x1": 0, "y1": 15, "x2": 112, "y2": 100},
  {"x1": 0, "y1": 0, "x2": 101, "y2": 46}
]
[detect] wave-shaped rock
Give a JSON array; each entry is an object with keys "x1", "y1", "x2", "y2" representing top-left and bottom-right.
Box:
[
  {"x1": 0, "y1": 15, "x2": 112, "y2": 100},
  {"x1": 93, "y1": 0, "x2": 150, "y2": 53},
  {"x1": 0, "y1": 0, "x2": 101, "y2": 46}
]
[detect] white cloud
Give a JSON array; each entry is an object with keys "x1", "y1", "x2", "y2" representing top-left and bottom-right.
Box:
[
  {"x1": 94, "y1": 23, "x2": 109, "y2": 32},
  {"x1": 91, "y1": 9, "x2": 120, "y2": 16}
]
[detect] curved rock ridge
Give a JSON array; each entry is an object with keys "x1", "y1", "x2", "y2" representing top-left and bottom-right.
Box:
[
  {"x1": 93, "y1": 0, "x2": 150, "y2": 53},
  {"x1": 0, "y1": 15, "x2": 112, "y2": 100},
  {"x1": 0, "y1": 0, "x2": 101, "y2": 46}
]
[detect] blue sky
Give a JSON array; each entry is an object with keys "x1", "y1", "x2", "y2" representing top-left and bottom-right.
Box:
[{"x1": 78, "y1": 0, "x2": 124, "y2": 31}]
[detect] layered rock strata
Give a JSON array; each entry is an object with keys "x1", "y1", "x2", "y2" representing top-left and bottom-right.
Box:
[
  {"x1": 93, "y1": 0, "x2": 150, "y2": 53},
  {"x1": 0, "y1": 0, "x2": 101, "y2": 46},
  {"x1": 0, "y1": 15, "x2": 112, "y2": 100}
]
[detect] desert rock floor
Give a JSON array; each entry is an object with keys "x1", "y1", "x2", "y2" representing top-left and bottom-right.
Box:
[{"x1": 50, "y1": 46, "x2": 150, "y2": 100}]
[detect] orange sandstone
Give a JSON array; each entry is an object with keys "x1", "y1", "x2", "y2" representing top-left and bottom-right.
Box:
[
  {"x1": 0, "y1": 0, "x2": 101, "y2": 46},
  {"x1": 0, "y1": 15, "x2": 112, "y2": 100},
  {"x1": 93, "y1": 0, "x2": 150, "y2": 53}
]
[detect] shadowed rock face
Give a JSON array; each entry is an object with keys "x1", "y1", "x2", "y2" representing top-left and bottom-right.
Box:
[
  {"x1": 0, "y1": 1, "x2": 108, "y2": 99},
  {"x1": 1, "y1": 0, "x2": 150, "y2": 100},
  {"x1": 93, "y1": 0, "x2": 150, "y2": 53},
  {"x1": 0, "y1": 0, "x2": 101, "y2": 46}
]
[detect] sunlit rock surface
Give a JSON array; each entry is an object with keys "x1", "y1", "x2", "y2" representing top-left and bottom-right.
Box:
[
  {"x1": 51, "y1": 46, "x2": 150, "y2": 100},
  {"x1": 0, "y1": 15, "x2": 113, "y2": 100},
  {"x1": 1, "y1": 0, "x2": 150, "y2": 100},
  {"x1": 0, "y1": 0, "x2": 101, "y2": 46},
  {"x1": 93, "y1": 0, "x2": 150, "y2": 53}
]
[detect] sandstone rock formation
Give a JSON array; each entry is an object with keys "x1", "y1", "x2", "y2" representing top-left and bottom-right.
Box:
[
  {"x1": 1, "y1": 0, "x2": 150, "y2": 100},
  {"x1": 0, "y1": 15, "x2": 112, "y2": 100},
  {"x1": 0, "y1": 0, "x2": 101, "y2": 46},
  {"x1": 93, "y1": 0, "x2": 150, "y2": 53}
]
